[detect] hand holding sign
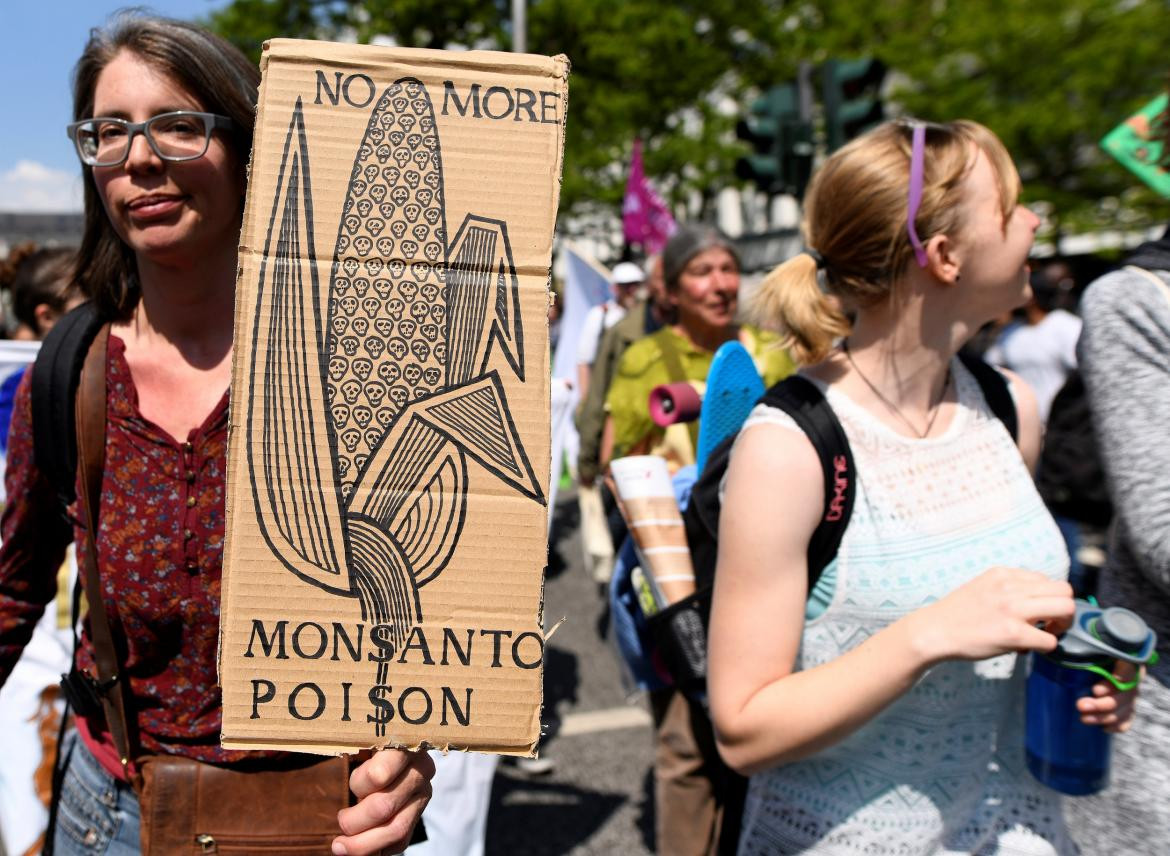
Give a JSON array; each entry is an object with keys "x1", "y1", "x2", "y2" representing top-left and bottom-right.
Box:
[{"x1": 333, "y1": 748, "x2": 435, "y2": 856}]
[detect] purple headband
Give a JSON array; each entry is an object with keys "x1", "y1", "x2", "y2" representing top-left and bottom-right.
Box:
[{"x1": 906, "y1": 123, "x2": 928, "y2": 268}]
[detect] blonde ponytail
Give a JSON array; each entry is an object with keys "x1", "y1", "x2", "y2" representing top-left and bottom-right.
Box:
[{"x1": 750, "y1": 252, "x2": 850, "y2": 365}]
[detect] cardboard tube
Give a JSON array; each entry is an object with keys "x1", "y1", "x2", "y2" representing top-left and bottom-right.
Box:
[{"x1": 609, "y1": 456, "x2": 696, "y2": 605}]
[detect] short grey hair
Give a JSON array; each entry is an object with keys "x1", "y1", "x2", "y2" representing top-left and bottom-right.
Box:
[{"x1": 661, "y1": 225, "x2": 740, "y2": 291}]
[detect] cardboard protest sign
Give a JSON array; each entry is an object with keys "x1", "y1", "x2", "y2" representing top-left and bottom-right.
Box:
[
  {"x1": 1101, "y1": 94, "x2": 1170, "y2": 197},
  {"x1": 221, "y1": 39, "x2": 567, "y2": 755}
]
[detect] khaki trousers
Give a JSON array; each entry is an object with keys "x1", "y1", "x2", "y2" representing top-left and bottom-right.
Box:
[{"x1": 650, "y1": 687, "x2": 746, "y2": 856}]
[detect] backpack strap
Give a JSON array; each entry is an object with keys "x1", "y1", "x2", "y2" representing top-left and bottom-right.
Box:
[
  {"x1": 665, "y1": 375, "x2": 852, "y2": 698},
  {"x1": 684, "y1": 374, "x2": 854, "y2": 596},
  {"x1": 31, "y1": 301, "x2": 104, "y2": 513},
  {"x1": 757, "y1": 376, "x2": 855, "y2": 582},
  {"x1": 1124, "y1": 265, "x2": 1170, "y2": 303},
  {"x1": 958, "y1": 351, "x2": 1018, "y2": 442}
]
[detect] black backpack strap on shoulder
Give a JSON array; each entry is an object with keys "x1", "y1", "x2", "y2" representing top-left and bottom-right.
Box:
[
  {"x1": 31, "y1": 301, "x2": 103, "y2": 512},
  {"x1": 957, "y1": 351, "x2": 1018, "y2": 442},
  {"x1": 665, "y1": 375, "x2": 853, "y2": 698},
  {"x1": 758, "y1": 376, "x2": 855, "y2": 586}
]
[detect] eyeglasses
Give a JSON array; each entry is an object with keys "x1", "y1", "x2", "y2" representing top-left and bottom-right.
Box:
[
  {"x1": 66, "y1": 111, "x2": 235, "y2": 167},
  {"x1": 906, "y1": 122, "x2": 929, "y2": 268}
]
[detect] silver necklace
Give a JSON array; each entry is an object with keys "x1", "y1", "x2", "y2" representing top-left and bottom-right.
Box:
[{"x1": 841, "y1": 340, "x2": 951, "y2": 439}]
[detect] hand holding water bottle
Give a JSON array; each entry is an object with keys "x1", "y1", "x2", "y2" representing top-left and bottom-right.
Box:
[
  {"x1": 1075, "y1": 659, "x2": 1140, "y2": 733},
  {"x1": 1026, "y1": 600, "x2": 1157, "y2": 795},
  {"x1": 907, "y1": 566, "x2": 1076, "y2": 664}
]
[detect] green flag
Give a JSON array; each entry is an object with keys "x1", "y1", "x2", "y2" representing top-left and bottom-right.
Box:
[{"x1": 1101, "y1": 94, "x2": 1170, "y2": 197}]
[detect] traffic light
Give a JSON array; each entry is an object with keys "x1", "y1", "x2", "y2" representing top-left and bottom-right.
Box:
[
  {"x1": 782, "y1": 116, "x2": 814, "y2": 201},
  {"x1": 735, "y1": 84, "x2": 814, "y2": 198},
  {"x1": 735, "y1": 85, "x2": 790, "y2": 193},
  {"x1": 822, "y1": 58, "x2": 887, "y2": 152}
]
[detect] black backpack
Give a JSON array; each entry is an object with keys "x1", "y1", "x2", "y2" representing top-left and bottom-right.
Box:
[
  {"x1": 30, "y1": 301, "x2": 105, "y2": 517},
  {"x1": 651, "y1": 353, "x2": 1017, "y2": 698},
  {"x1": 25, "y1": 301, "x2": 107, "y2": 856},
  {"x1": 1034, "y1": 369, "x2": 1112, "y2": 528}
]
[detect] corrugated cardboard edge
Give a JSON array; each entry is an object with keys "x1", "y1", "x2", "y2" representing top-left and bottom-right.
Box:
[
  {"x1": 219, "y1": 40, "x2": 570, "y2": 758},
  {"x1": 263, "y1": 37, "x2": 567, "y2": 77},
  {"x1": 532, "y1": 50, "x2": 569, "y2": 761},
  {"x1": 222, "y1": 739, "x2": 538, "y2": 757}
]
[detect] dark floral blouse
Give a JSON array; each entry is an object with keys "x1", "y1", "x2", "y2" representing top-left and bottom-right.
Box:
[{"x1": 0, "y1": 335, "x2": 272, "y2": 773}]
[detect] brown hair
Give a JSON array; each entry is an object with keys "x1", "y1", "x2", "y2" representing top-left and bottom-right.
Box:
[
  {"x1": 71, "y1": 12, "x2": 259, "y2": 320},
  {"x1": 751, "y1": 120, "x2": 1020, "y2": 364},
  {"x1": 0, "y1": 243, "x2": 80, "y2": 336}
]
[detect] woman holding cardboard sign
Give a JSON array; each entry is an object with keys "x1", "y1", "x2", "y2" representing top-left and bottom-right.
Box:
[
  {"x1": 0, "y1": 13, "x2": 432, "y2": 855},
  {"x1": 707, "y1": 121, "x2": 1138, "y2": 854}
]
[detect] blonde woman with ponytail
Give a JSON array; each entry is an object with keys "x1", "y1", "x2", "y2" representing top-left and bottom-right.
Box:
[{"x1": 707, "y1": 120, "x2": 1135, "y2": 855}]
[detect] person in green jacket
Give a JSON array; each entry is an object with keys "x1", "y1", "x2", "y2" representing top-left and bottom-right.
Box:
[{"x1": 601, "y1": 225, "x2": 793, "y2": 475}]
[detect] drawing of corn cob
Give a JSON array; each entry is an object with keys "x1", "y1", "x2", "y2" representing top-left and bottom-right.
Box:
[
  {"x1": 247, "y1": 82, "x2": 544, "y2": 733},
  {"x1": 327, "y1": 79, "x2": 449, "y2": 498}
]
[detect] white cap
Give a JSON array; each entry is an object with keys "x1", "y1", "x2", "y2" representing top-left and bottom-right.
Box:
[{"x1": 612, "y1": 261, "x2": 645, "y2": 285}]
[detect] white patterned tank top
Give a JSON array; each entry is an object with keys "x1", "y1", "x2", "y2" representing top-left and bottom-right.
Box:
[{"x1": 733, "y1": 359, "x2": 1075, "y2": 855}]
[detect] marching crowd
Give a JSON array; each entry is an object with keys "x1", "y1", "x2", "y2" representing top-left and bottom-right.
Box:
[{"x1": 1, "y1": 9, "x2": 1169, "y2": 856}]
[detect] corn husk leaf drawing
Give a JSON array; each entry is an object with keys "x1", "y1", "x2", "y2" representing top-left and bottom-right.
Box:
[
  {"x1": 246, "y1": 82, "x2": 544, "y2": 688},
  {"x1": 247, "y1": 99, "x2": 351, "y2": 598}
]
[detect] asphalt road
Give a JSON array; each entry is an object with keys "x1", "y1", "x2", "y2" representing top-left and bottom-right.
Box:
[{"x1": 485, "y1": 488, "x2": 657, "y2": 855}]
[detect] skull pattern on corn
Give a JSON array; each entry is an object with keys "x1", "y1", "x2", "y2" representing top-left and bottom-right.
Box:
[{"x1": 327, "y1": 79, "x2": 448, "y2": 497}]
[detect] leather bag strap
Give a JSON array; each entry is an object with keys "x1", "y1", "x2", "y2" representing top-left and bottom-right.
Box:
[{"x1": 74, "y1": 323, "x2": 138, "y2": 776}]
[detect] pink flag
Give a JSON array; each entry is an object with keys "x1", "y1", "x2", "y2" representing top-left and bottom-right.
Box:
[{"x1": 623, "y1": 140, "x2": 677, "y2": 253}]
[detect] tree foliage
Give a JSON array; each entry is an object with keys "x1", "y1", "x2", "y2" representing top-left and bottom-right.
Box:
[
  {"x1": 821, "y1": 0, "x2": 1170, "y2": 235},
  {"x1": 206, "y1": 0, "x2": 506, "y2": 59},
  {"x1": 523, "y1": 0, "x2": 791, "y2": 223},
  {"x1": 206, "y1": 0, "x2": 1170, "y2": 238}
]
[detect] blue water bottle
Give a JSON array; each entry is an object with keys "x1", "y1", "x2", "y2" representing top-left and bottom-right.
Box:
[{"x1": 1025, "y1": 600, "x2": 1158, "y2": 795}]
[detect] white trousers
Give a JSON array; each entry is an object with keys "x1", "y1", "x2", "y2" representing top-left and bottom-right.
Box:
[{"x1": 405, "y1": 749, "x2": 499, "y2": 856}]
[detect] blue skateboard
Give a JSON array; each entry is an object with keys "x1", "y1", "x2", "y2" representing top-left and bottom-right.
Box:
[{"x1": 695, "y1": 342, "x2": 765, "y2": 474}]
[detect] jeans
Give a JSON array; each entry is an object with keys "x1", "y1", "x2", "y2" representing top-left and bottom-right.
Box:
[{"x1": 52, "y1": 731, "x2": 140, "y2": 855}]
